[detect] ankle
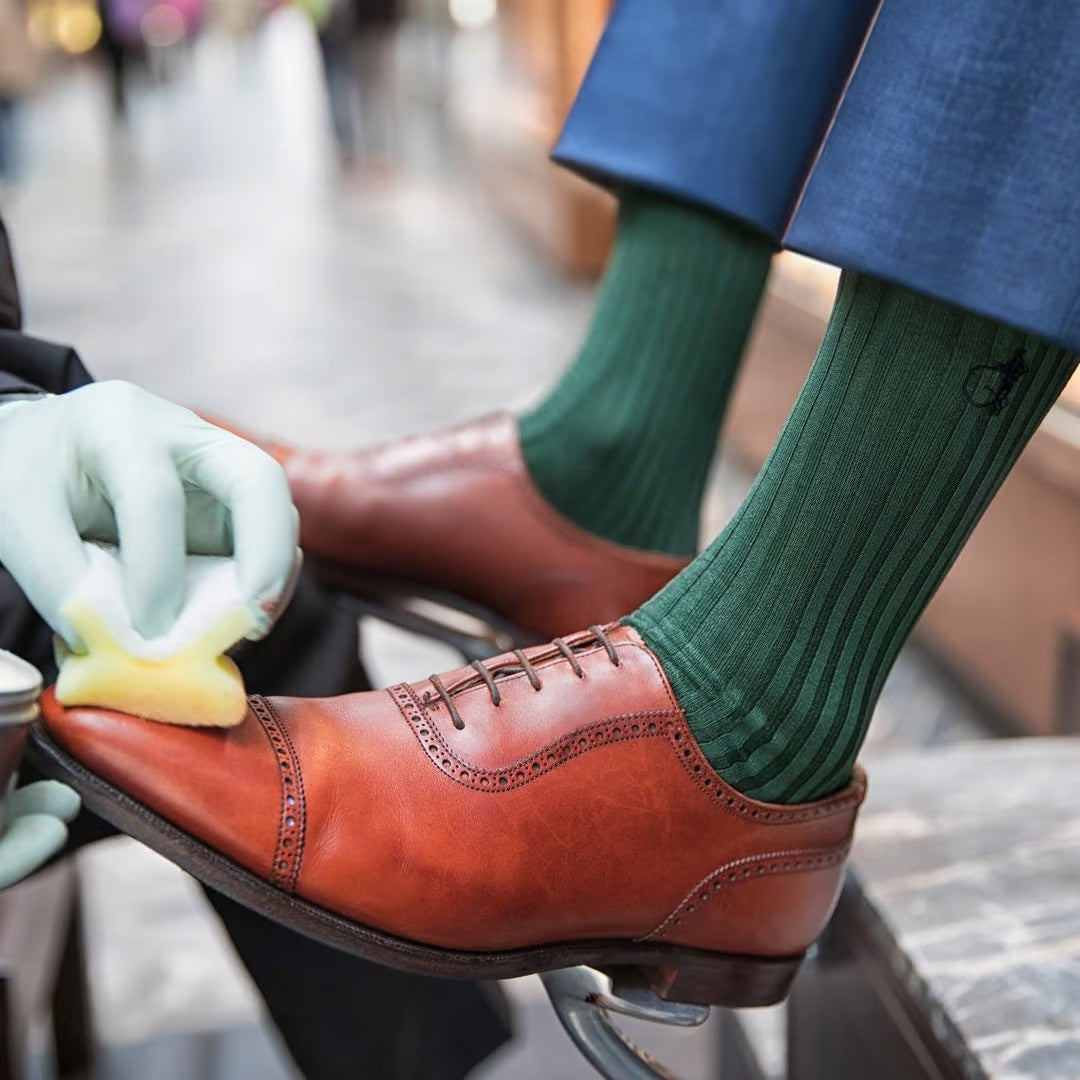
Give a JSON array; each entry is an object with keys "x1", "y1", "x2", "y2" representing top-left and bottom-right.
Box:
[
  {"x1": 520, "y1": 414, "x2": 703, "y2": 556},
  {"x1": 626, "y1": 609, "x2": 858, "y2": 804}
]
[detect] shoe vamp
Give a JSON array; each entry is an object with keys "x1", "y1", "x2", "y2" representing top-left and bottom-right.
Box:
[{"x1": 279, "y1": 679, "x2": 757, "y2": 951}]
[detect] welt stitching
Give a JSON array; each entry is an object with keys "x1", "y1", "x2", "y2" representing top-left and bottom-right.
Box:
[{"x1": 638, "y1": 842, "x2": 851, "y2": 943}]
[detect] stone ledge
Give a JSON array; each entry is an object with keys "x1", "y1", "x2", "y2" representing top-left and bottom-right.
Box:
[{"x1": 845, "y1": 738, "x2": 1080, "y2": 1079}]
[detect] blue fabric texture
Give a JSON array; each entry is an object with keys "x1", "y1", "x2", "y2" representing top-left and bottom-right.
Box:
[
  {"x1": 786, "y1": 1, "x2": 1080, "y2": 352},
  {"x1": 552, "y1": 0, "x2": 878, "y2": 239},
  {"x1": 556, "y1": 0, "x2": 1080, "y2": 352}
]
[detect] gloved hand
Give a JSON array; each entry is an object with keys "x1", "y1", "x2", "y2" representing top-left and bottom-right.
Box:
[
  {"x1": 0, "y1": 381, "x2": 299, "y2": 649},
  {"x1": 0, "y1": 779, "x2": 80, "y2": 890}
]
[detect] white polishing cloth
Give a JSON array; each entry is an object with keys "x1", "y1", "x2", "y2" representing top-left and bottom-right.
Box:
[{"x1": 70, "y1": 543, "x2": 249, "y2": 657}]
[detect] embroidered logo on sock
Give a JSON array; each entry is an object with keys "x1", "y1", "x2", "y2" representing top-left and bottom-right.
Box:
[{"x1": 963, "y1": 349, "x2": 1029, "y2": 413}]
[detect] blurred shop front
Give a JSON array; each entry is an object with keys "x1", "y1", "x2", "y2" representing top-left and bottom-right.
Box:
[{"x1": 450, "y1": 0, "x2": 615, "y2": 275}]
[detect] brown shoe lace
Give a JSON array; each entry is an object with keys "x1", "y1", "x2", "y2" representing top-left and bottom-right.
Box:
[{"x1": 425, "y1": 625, "x2": 620, "y2": 730}]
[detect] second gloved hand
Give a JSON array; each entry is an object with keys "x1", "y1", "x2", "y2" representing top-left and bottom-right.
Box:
[
  {"x1": 0, "y1": 779, "x2": 80, "y2": 890},
  {"x1": 0, "y1": 381, "x2": 299, "y2": 649}
]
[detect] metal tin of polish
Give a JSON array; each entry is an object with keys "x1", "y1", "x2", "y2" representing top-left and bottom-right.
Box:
[{"x1": 0, "y1": 650, "x2": 43, "y2": 726}]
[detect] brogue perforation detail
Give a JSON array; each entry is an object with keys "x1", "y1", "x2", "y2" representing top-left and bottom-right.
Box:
[
  {"x1": 391, "y1": 682, "x2": 680, "y2": 793},
  {"x1": 250, "y1": 696, "x2": 306, "y2": 893},
  {"x1": 638, "y1": 844, "x2": 851, "y2": 943},
  {"x1": 670, "y1": 722, "x2": 866, "y2": 823},
  {"x1": 391, "y1": 680, "x2": 865, "y2": 821}
]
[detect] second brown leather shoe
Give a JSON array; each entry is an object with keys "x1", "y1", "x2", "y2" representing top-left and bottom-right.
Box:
[
  {"x1": 34, "y1": 623, "x2": 865, "y2": 1009},
  {"x1": 210, "y1": 414, "x2": 688, "y2": 653}
]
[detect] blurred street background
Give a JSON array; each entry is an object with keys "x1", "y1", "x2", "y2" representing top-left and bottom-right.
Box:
[{"x1": 1, "y1": 2, "x2": 1016, "y2": 1077}]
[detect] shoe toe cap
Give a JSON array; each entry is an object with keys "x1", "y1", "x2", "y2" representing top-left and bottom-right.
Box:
[{"x1": 38, "y1": 688, "x2": 282, "y2": 877}]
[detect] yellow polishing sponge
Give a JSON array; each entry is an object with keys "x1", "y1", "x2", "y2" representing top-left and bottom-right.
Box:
[{"x1": 54, "y1": 545, "x2": 257, "y2": 728}]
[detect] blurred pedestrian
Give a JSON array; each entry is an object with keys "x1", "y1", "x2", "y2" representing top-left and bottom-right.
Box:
[
  {"x1": 97, "y1": 0, "x2": 144, "y2": 121},
  {"x1": 0, "y1": 0, "x2": 38, "y2": 177},
  {"x1": 310, "y1": 0, "x2": 400, "y2": 170}
]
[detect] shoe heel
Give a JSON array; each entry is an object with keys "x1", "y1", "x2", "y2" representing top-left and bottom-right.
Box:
[{"x1": 638, "y1": 951, "x2": 804, "y2": 1008}]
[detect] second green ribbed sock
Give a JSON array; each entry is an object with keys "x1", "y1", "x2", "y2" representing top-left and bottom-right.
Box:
[
  {"x1": 629, "y1": 272, "x2": 1078, "y2": 803},
  {"x1": 519, "y1": 189, "x2": 772, "y2": 557}
]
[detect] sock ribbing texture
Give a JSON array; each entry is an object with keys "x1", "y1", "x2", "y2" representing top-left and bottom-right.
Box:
[
  {"x1": 518, "y1": 190, "x2": 772, "y2": 556},
  {"x1": 629, "y1": 272, "x2": 1078, "y2": 803}
]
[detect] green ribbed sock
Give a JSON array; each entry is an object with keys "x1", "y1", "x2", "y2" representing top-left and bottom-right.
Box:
[
  {"x1": 518, "y1": 189, "x2": 772, "y2": 556},
  {"x1": 628, "y1": 272, "x2": 1078, "y2": 803}
]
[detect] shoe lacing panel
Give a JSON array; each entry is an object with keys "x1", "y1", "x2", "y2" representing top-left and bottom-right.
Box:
[{"x1": 426, "y1": 625, "x2": 620, "y2": 730}]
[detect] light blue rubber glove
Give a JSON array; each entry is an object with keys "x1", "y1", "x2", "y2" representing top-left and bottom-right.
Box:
[
  {"x1": 0, "y1": 381, "x2": 299, "y2": 648},
  {"x1": 0, "y1": 778, "x2": 81, "y2": 890}
]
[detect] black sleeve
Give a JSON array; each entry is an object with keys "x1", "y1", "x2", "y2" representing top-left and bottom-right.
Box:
[
  {"x1": 0, "y1": 219, "x2": 23, "y2": 333},
  {"x1": 0, "y1": 329, "x2": 93, "y2": 398},
  {"x1": 0, "y1": 370, "x2": 39, "y2": 396},
  {"x1": 0, "y1": 329, "x2": 95, "y2": 668}
]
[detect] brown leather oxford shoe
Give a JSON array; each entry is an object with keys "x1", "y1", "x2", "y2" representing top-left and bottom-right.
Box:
[
  {"x1": 33, "y1": 623, "x2": 865, "y2": 1009},
  {"x1": 209, "y1": 414, "x2": 688, "y2": 651}
]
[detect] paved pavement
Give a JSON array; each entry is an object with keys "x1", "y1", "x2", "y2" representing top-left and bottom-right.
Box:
[{"x1": 8, "y1": 17, "x2": 985, "y2": 1079}]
